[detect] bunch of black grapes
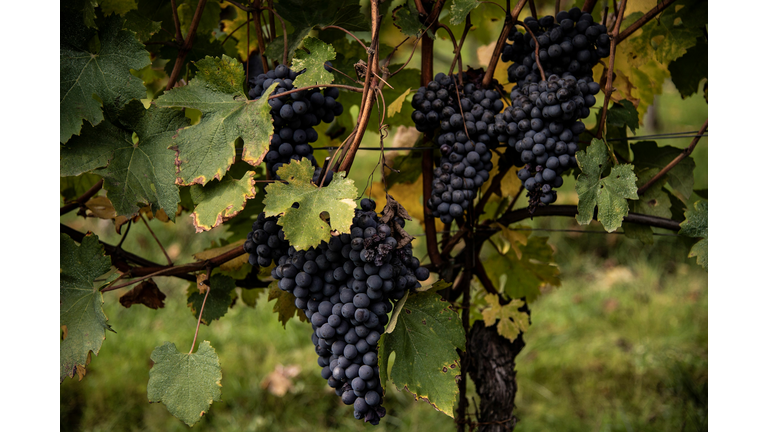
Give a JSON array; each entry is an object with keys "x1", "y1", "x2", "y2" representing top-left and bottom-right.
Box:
[
  {"x1": 502, "y1": 7, "x2": 610, "y2": 84},
  {"x1": 487, "y1": 72, "x2": 600, "y2": 206},
  {"x1": 271, "y1": 198, "x2": 429, "y2": 424},
  {"x1": 411, "y1": 72, "x2": 504, "y2": 224},
  {"x1": 248, "y1": 64, "x2": 343, "y2": 180},
  {"x1": 243, "y1": 212, "x2": 289, "y2": 268}
]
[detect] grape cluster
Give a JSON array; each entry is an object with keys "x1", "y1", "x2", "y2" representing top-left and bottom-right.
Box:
[
  {"x1": 488, "y1": 72, "x2": 600, "y2": 206},
  {"x1": 248, "y1": 64, "x2": 343, "y2": 179},
  {"x1": 411, "y1": 72, "x2": 504, "y2": 224},
  {"x1": 502, "y1": 7, "x2": 610, "y2": 84},
  {"x1": 271, "y1": 199, "x2": 429, "y2": 424},
  {"x1": 243, "y1": 212, "x2": 289, "y2": 268}
]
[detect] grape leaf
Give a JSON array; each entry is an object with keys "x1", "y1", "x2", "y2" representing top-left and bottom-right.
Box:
[
  {"x1": 266, "y1": 28, "x2": 313, "y2": 64},
  {"x1": 268, "y1": 281, "x2": 308, "y2": 327},
  {"x1": 240, "y1": 287, "x2": 260, "y2": 308},
  {"x1": 606, "y1": 99, "x2": 639, "y2": 134},
  {"x1": 669, "y1": 36, "x2": 708, "y2": 99},
  {"x1": 60, "y1": 13, "x2": 151, "y2": 143},
  {"x1": 94, "y1": 105, "x2": 188, "y2": 222},
  {"x1": 449, "y1": 0, "x2": 479, "y2": 25},
  {"x1": 291, "y1": 37, "x2": 336, "y2": 88},
  {"x1": 385, "y1": 151, "x2": 423, "y2": 185},
  {"x1": 101, "y1": 0, "x2": 139, "y2": 16},
  {"x1": 575, "y1": 139, "x2": 639, "y2": 232},
  {"x1": 119, "y1": 279, "x2": 166, "y2": 309},
  {"x1": 60, "y1": 233, "x2": 113, "y2": 382},
  {"x1": 273, "y1": 0, "x2": 368, "y2": 32},
  {"x1": 177, "y1": 0, "x2": 221, "y2": 40},
  {"x1": 61, "y1": 173, "x2": 102, "y2": 203},
  {"x1": 481, "y1": 231, "x2": 561, "y2": 303},
  {"x1": 392, "y1": 3, "x2": 429, "y2": 38},
  {"x1": 481, "y1": 294, "x2": 529, "y2": 343},
  {"x1": 622, "y1": 223, "x2": 654, "y2": 245},
  {"x1": 156, "y1": 56, "x2": 276, "y2": 186},
  {"x1": 632, "y1": 141, "x2": 696, "y2": 199},
  {"x1": 60, "y1": 119, "x2": 131, "y2": 177},
  {"x1": 189, "y1": 171, "x2": 258, "y2": 233},
  {"x1": 379, "y1": 291, "x2": 464, "y2": 417},
  {"x1": 264, "y1": 159, "x2": 357, "y2": 251},
  {"x1": 628, "y1": 0, "x2": 707, "y2": 65},
  {"x1": 632, "y1": 169, "x2": 672, "y2": 218},
  {"x1": 147, "y1": 341, "x2": 222, "y2": 426},
  {"x1": 679, "y1": 200, "x2": 707, "y2": 271},
  {"x1": 62, "y1": 0, "x2": 98, "y2": 29},
  {"x1": 388, "y1": 88, "x2": 412, "y2": 118},
  {"x1": 122, "y1": 10, "x2": 162, "y2": 42},
  {"x1": 160, "y1": 36, "x2": 240, "y2": 79},
  {"x1": 186, "y1": 274, "x2": 237, "y2": 324}
]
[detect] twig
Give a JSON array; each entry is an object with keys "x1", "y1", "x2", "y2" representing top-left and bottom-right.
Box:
[
  {"x1": 253, "y1": 6, "x2": 270, "y2": 72},
  {"x1": 448, "y1": 17, "x2": 472, "y2": 75},
  {"x1": 221, "y1": 18, "x2": 251, "y2": 46},
  {"x1": 582, "y1": 0, "x2": 598, "y2": 13},
  {"x1": 390, "y1": 37, "x2": 421, "y2": 77},
  {"x1": 479, "y1": 1, "x2": 506, "y2": 15},
  {"x1": 140, "y1": 213, "x2": 173, "y2": 266},
  {"x1": 414, "y1": 0, "x2": 428, "y2": 15},
  {"x1": 482, "y1": 0, "x2": 528, "y2": 88},
  {"x1": 60, "y1": 179, "x2": 104, "y2": 215},
  {"x1": 166, "y1": 0, "x2": 209, "y2": 90},
  {"x1": 637, "y1": 119, "x2": 707, "y2": 195},
  {"x1": 170, "y1": 0, "x2": 184, "y2": 44},
  {"x1": 452, "y1": 75, "x2": 470, "y2": 137},
  {"x1": 618, "y1": 0, "x2": 676, "y2": 43},
  {"x1": 595, "y1": 0, "x2": 628, "y2": 153},
  {"x1": 116, "y1": 221, "x2": 131, "y2": 249},
  {"x1": 528, "y1": 0, "x2": 537, "y2": 20},
  {"x1": 267, "y1": 0, "x2": 276, "y2": 41},
  {"x1": 190, "y1": 266, "x2": 213, "y2": 354},
  {"x1": 516, "y1": 20, "x2": 545, "y2": 81},
  {"x1": 321, "y1": 25, "x2": 368, "y2": 51},
  {"x1": 259, "y1": 5, "x2": 288, "y2": 64},
  {"x1": 267, "y1": 84, "x2": 364, "y2": 99}
]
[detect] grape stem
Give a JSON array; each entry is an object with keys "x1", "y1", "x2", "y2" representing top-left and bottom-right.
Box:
[
  {"x1": 189, "y1": 266, "x2": 213, "y2": 354},
  {"x1": 515, "y1": 20, "x2": 546, "y2": 82},
  {"x1": 166, "y1": 0, "x2": 209, "y2": 90},
  {"x1": 481, "y1": 0, "x2": 528, "y2": 89},
  {"x1": 170, "y1": 0, "x2": 184, "y2": 45},
  {"x1": 321, "y1": 25, "x2": 369, "y2": 51},
  {"x1": 139, "y1": 213, "x2": 173, "y2": 266},
  {"x1": 636, "y1": 119, "x2": 707, "y2": 196},
  {"x1": 595, "y1": 0, "x2": 628, "y2": 157}
]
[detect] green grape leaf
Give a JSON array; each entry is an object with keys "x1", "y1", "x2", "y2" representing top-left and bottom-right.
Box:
[
  {"x1": 622, "y1": 223, "x2": 654, "y2": 245},
  {"x1": 186, "y1": 275, "x2": 237, "y2": 324},
  {"x1": 669, "y1": 35, "x2": 708, "y2": 98},
  {"x1": 60, "y1": 120, "x2": 131, "y2": 177},
  {"x1": 632, "y1": 141, "x2": 696, "y2": 199},
  {"x1": 575, "y1": 139, "x2": 639, "y2": 232},
  {"x1": 627, "y1": 0, "x2": 707, "y2": 65},
  {"x1": 60, "y1": 233, "x2": 113, "y2": 382},
  {"x1": 147, "y1": 341, "x2": 222, "y2": 426},
  {"x1": 273, "y1": 0, "x2": 368, "y2": 32},
  {"x1": 160, "y1": 35, "x2": 239, "y2": 79},
  {"x1": 177, "y1": 0, "x2": 221, "y2": 40},
  {"x1": 102, "y1": 0, "x2": 138, "y2": 15},
  {"x1": 94, "y1": 105, "x2": 188, "y2": 222},
  {"x1": 449, "y1": 0, "x2": 479, "y2": 25},
  {"x1": 679, "y1": 200, "x2": 707, "y2": 271},
  {"x1": 623, "y1": 169, "x2": 672, "y2": 245},
  {"x1": 267, "y1": 281, "x2": 308, "y2": 327},
  {"x1": 60, "y1": 13, "x2": 150, "y2": 143},
  {"x1": 481, "y1": 294, "x2": 529, "y2": 343},
  {"x1": 122, "y1": 10, "x2": 162, "y2": 42},
  {"x1": 688, "y1": 238, "x2": 708, "y2": 271},
  {"x1": 679, "y1": 200, "x2": 707, "y2": 239},
  {"x1": 379, "y1": 291, "x2": 464, "y2": 417},
  {"x1": 266, "y1": 28, "x2": 313, "y2": 64},
  {"x1": 156, "y1": 56, "x2": 276, "y2": 186},
  {"x1": 62, "y1": 0, "x2": 98, "y2": 28},
  {"x1": 392, "y1": 3, "x2": 429, "y2": 38},
  {"x1": 189, "y1": 172, "x2": 258, "y2": 232},
  {"x1": 481, "y1": 232, "x2": 561, "y2": 303},
  {"x1": 264, "y1": 159, "x2": 357, "y2": 250},
  {"x1": 606, "y1": 99, "x2": 639, "y2": 134},
  {"x1": 386, "y1": 151, "x2": 424, "y2": 185},
  {"x1": 291, "y1": 37, "x2": 336, "y2": 88}
]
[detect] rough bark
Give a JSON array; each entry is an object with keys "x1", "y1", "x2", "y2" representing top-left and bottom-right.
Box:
[{"x1": 466, "y1": 320, "x2": 526, "y2": 431}]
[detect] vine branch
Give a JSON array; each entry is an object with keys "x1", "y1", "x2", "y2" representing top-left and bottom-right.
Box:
[
  {"x1": 482, "y1": 0, "x2": 527, "y2": 89},
  {"x1": 618, "y1": 0, "x2": 676, "y2": 43},
  {"x1": 595, "y1": 0, "x2": 627, "y2": 143},
  {"x1": 60, "y1": 179, "x2": 104, "y2": 215},
  {"x1": 637, "y1": 119, "x2": 707, "y2": 195}
]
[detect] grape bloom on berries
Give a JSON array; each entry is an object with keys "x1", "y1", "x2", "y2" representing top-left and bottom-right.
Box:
[{"x1": 267, "y1": 199, "x2": 430, "y2": 424}]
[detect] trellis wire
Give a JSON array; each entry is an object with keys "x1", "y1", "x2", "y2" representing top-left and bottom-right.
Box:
[{"x1": 411, "y1": 227, "x2": 680, "y2": 237}]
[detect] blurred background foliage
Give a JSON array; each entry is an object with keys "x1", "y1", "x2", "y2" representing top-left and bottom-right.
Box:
[{"x1": 60, "y1": 0, "x2": 707, "y2": 430}]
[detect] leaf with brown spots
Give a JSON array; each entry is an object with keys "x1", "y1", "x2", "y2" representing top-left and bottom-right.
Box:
[
  {"x1": 119, "y1": 279, "x2": 166, "y2": 309},
  {"x1": 379, "y1": 291, "x2": 465, "y2": 417}
]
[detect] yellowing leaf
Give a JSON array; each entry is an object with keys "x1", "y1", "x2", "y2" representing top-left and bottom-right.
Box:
[
  {"x1": 85, "y1": 196, "x2": 117, "y2": 219},
  {"x1": 387, "y1": 88, "x2": 411, "y2": 118},
  {"x1": 268, "y1": 281, "x2": 308, "y2": 327},
  {"x1": 481, "y1": 294, "x2": 529, "y2": 343},
  {"x1": 190, "y1": 172, "x2": 258, "y2": 233}
]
